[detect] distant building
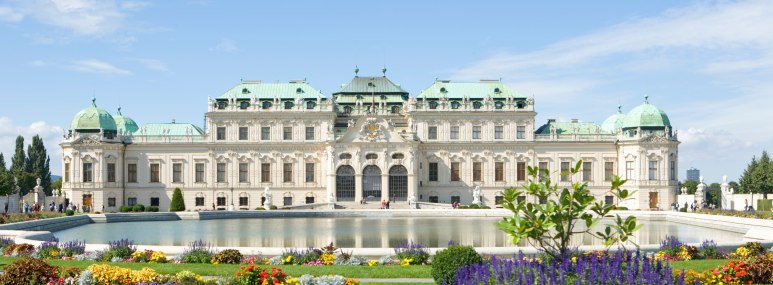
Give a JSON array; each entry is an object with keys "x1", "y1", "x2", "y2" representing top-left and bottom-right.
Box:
[{"x1": 686, "y1": 167, "x2": 700, "y2": 182}]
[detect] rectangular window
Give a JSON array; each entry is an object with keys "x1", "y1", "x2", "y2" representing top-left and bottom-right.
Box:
[
  {"x1": 306, "y1": 196, "x2": 315, "y2": 204},
  {"x1": 517, "y1": 195, "x2": 526, "y2": 203},
  {"x1": 560, "y1": 161, "x2": 571, "y2": 182},
  {"x1": 261, "y1": 163, "x2": 271, "y2": 182},
  {"x1": 495, "y1": 195, "x2": 504, "y2": 205},
  {"x1": 150, "y1": 197, "x2": 160, "y2": 207},
  {"x1": 150, "y1": 163, "x2": 160, "y2": 183},
  {"x1": 216, "y1": 127, "x2": 226, "y2": 140},
  {"x1": 604, "y1": 162, "x2": 614, "y2": 181},
  {"x1": 429, "y1": 196, "x2": 439, "y2": 203},
  {"x1": 670, "y1": 161, "x2": 676, "y2": 181},
  {"x1": 305, "y1": 126, "x2": 314, "y2": 140},
  {"x1": 539, "y1": 197, "x2": 547, "y2": 204},
  {"x1": 195, "y1": 163, "x2": 205, "y2": 183},
  {"x1": 626, "y1": 161, "x2": 635, "y2": 180},
  {"x1": 283, "y1": 163, "x2": 293, "y2": 182},
  {"x1": 495, "y1": 126, "x2": 503, "y2": 139},
  {"x1": 127, "y1": 197, "x2": 137, "y2": 206},
  {"x1": 239, "y1": 163, "x2": 248, "y2": 183},
  {"x1": 473, "y1": 162, "x2": 482, "y2": 181},
  {"x1": 582, "y1": 162, "x2": 592, "y2": 182},
  {"x1": 172, "y1": 163, "x2": 182, "y2": 183},
  {"x1": 451, "y1": 196, "x2": 461, "y2": 203},
  {"x1": 82, "y1": 163, "x2": 93, "y2": 182},
  {"x1": 517, "y1": 126, "x2": 526, "y2": 139},
  {"x1": 472, "y1": 126, "x2": 481, "y2": 139},
  {"x1": 649, "y1": 160, "x2": 658, "y2": 180},
  {"x1": 238, "y1": 127, "x2": 248, "y2": 140},
  {"x1": 450, "y1": 162, "x2": 460, "y2": 181},
  {"x1": 495, "y1": 162, "x2": 504, "y2": 181},
  {"x1": 64, "y1": 163, "x2": 70, "y2": 183},
  {"x1": 538, "y1": 162, "x2": 549, "y2": 181},
  {"x1": 239, "y1": 196, "x2": 248, "y2": 206},
  {"x1": 216, "y1": 163, "x2": 226, "y2": 183},
  {"x1": 195, "y1": 197, "x2": 204, "y2": 206},
  {"x1": 283, "y1": 197, "x2": 292, "y2": 206},
  {"x1": 517, "y1": 162, "x2": 526, "y2": 181},
  {"x1": 261, "y1": 126, "x2": 270, "y2": 140},
  {"x1": 605, "y1": 195, "x2": 614, "y2": 206},
  {"x1": 107, "y1": 197, "x2": 116, "y2": 207},
  {"x1": 428, "y1": 126, "x2": 437, "y2": 140},
  {"x1": 216, "y1": 197, "x2": 226, "y2": 206},
  {"x1": 127, "y1": 163, "x2": 137, "y2": 183},
  {"x1": 305, "y1": 163, "x2": 314, "y2": 183},
  {"x1": 107, "y1": 163, "x2": 116, "y2": 183},
  {"x1": 428, "y1": 162, "x2": 438, "y2": 182},
  {"x1": 283, "y1": 126, "x2": 292, "y2": 140},
  {"x1": 450, "y1": 126, "x2": 459, "y2": 140}
]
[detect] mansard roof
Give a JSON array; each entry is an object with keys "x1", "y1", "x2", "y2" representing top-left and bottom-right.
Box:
[
  {"x1": 334, "y1": 76, "x2": 408, "y2": 95},
  {"x1": 217, "y1": 80, "x2": 324, "y2": 100},
  {"x1": 418, "y1": 80, "x2": 525, "y2": 99},
  {"x1": 135, "y1": 122, "x2": 204, "y2": 136}
]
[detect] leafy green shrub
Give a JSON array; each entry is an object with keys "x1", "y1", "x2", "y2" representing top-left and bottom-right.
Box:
[
  {"x1": 480, "y1": 205, "x2": 491, "y2": 209},
  {"x1": 119, "y1": 205, "x2": 132, "y2": 212},
  {"x1": 65, "y1": 210, "x2": 74, "y2": 216},
  {"x1": 743, "y1": 242, "x2": 767, "y2": 256},
  {"x1": 132, "y1": 204, "x2": 145, "y2": 212},
  {"x1": 468, "y1": 204, "x2": 480, "y2": 209},
  {"x1": 431, "y1": 245, "x2": 483, "y2": 285},
  {"x1": 101, "y1": 239, "x2": 136, "y2": 261},
  {"x1": 180, "y1": 240, "x2": 214, "y2": 263},
  {"x1": 0, "y1": 257, "x2": 59, "y2": 285},
  {"x1": 212, "y1": 249, "x2": 243, "y2": 264},
  {"x1": 747, "y1": 252, "x2": 773, "y2": 284},
  {"x1": 297, "y1": 248, "x2": 322, "y2": 264},
  {"x1": 170, "y1": 187, "x2": 186, "y2": 212},
  {"x1": 457, "y1": 205, "x2": 468, "y2": 209},
  {"x1": 270, "y1": 205, "x2": 278, "y2": 210},
  {"x1": 394, "y1": 241, "x2": 430, "y2": 265},
  {"x1": 679, "y1": 207, "x2": 687, "y2": 212},
  {"x1": 146, "y1": 206, "x2": 159, "y2": 212},
  {"x1": 255, "y1": 207, "x2": 265, "y2": 210},
  {"x1": 758, "y1": 199, "x2": 772, "y2": 212},
  {"x1": 3, "y1": 243, "x2": 34, "y2": 256}
]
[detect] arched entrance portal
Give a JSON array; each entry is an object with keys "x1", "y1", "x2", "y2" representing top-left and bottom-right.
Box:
[
  {"x1": 389, "y1": 165, "x2": 408, "y2": 201},
  {"x1": 336, "y1": 165, "x2": 355, "y2": 201},
  {"x1": 362, "y1": 165, "x2": 382, "y2": 200}
]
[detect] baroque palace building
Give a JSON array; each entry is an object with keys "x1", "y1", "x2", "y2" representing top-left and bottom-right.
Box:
[{"x1": 60, "y1": 72, "x2": 679, "y2": 212}]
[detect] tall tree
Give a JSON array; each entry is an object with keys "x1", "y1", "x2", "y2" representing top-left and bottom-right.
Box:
[
  {"x1": 738, "y1": 156, "x2": 758, "y2": 194},
  {"x1": 0, "y1": 153, "x2": 14, "y2": 197},
  {"x1": 10, "y1": 135, "x2": 33, "y2": 195},
  {"x1": 739, "y1": 150, "x2": 772, "y2": 198},
  {"x1": 26, "y1": 135, "x2": 52, "y2": 195},
  {"x1": 682, "y1": 180, "x2": 698, "y2": 194}
]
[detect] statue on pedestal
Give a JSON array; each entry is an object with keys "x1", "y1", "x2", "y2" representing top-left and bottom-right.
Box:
[
  {"x1": 263, "y1": 187, "x2": 273, "y2": 210},
  {"x1": 694, "y1": 176, "x2": 706, "y2": 209},
  {"x1": 472, "y1": 185, "x2": 482, "y2": 206},
  {"x1": 721, "y1": 175, "x2": 734, "y2": 210}
]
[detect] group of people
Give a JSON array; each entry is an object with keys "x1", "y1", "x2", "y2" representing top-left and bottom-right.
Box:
[
  {"x1": 7, "y1": 201, "x2": 79, "y2": 214},
  {"x1": 380, "y1": 200, "x2": 391, "y2": 209}
]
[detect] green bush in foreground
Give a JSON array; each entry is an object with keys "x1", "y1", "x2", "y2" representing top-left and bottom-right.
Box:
[
  {"x1": 170, "y1": 187, "x2": 186, "y2": 212},
  {"x1": 0, "y1": 257, "x2": 59, "y2": 285},
  {"x1": 431, "y1": 244, "x2": 483, "y2": 285}
]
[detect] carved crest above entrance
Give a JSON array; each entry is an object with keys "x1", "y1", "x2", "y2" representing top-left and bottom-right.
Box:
[{"x1": 359, "y1": 116, "x2": 385, "y2": 142}]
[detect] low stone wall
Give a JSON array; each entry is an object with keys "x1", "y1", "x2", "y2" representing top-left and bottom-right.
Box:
[{"x1": 0, "y1": 215, "x2": 91, "y2": 232}]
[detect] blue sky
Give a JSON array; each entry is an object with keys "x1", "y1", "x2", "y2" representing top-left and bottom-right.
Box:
[{"x1": 0, "y1": 0, "x2": 770, "y2": 184}]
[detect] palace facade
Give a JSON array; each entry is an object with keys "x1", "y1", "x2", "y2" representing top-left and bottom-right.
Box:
[{"x1": 60, "y1": 73, "x2": 679, "y2": 211}]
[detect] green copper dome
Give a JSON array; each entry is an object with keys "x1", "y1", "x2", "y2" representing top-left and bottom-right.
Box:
[
  {"x1": 601, "y1": 105, "x2": 626, "y2": 133},
  {"x1": 70, "y1": 98, "x2": 117, "y2": 132},
  {"x1": 113, "y1": 106, "x2": 139, "y2": 134},
  {"x1": 622, "y1": 97, "x2": 671, "y2": 129}
]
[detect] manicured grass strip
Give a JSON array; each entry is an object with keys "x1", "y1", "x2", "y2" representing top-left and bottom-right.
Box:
[
  {"x1": 670, "y1": 259, "x2": 727, "y2": 272},
  {"x1": 0, "y1": 256, "x2": 431, "y2": 278}
]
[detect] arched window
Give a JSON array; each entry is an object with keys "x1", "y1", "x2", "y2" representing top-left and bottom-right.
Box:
[
  {"x1": 366, "y1": 153, "x2": 378, "y2": 160},
  {"x1": 516, "y1": 101, "x2": 525, "y2": 109},
  {"x1": 391, "y1": 153, "x2": 404, "y2": 159},
  {"x1": 284, "y1": 101, "x2": 294, "y2": 109},
  {"x1": 343, "y1": 106, "x2": 352, "y2": 114},
  {"x1": 391, "y1": 106, "x2": 400, "y2": 113},
  {"x1": 389, "y1": 165, "x2": 408, "y2": 201},
  {"x1": 473, "y1": 101, "x2": 482, "y2": 109},
  {"x1": 451, "y1": 101, "x2": 460, "y2": 109},
  {"x1": 495, "y1": 101, "x2": 504, "y2": 109},
  {"x1": 306, "y1": 101, "x2": 316, "y2": 109},
  {"x1": 336, "y1": 165, "x2": 355, "y2": 201},
  {"x1": 239, "y1": 101, "x2": 250, "y2": 109},
  {"x1": 339, "y1": 153, "x2": 352, "y2": 160},
  {"x1": 217, "y1": 101, "x2": 227, "y2": 109},
  {"x1": 262, "y1": 101, "x2": 272, "y2": 110},
  {"x1": 429, "y1": 100, "x2": 439, "y2": 109}
]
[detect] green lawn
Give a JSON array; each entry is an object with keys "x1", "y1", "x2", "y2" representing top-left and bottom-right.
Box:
[{"x1": 670, "y1": 259, "x2": 727, "y2": 272}]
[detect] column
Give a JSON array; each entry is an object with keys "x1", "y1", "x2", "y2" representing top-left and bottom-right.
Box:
[
  {"x1": 355, "y1": 174, "x2": 363, "y2": 203},
  {"x1": 381, "y1": 174, "x2": 389, "y2": 201}
]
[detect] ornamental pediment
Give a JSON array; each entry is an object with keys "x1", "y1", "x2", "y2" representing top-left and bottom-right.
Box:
[
  {"x1": 73, "y1": 135, "x2": 102, "y2": 145},
  {"x1": 337, "y1": 115, "x2": 409, "y2": 144}
]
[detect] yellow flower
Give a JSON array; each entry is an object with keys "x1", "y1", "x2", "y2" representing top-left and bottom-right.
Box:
[
  {"x1": 368, "y1": 260, "x2": 378, "y2": 266},
  {"x1": 571, "y1": 256, "x2": 577, "y2": 264},
  {"x1": 401, "y1": 258, "x2": 414, "y2": 266},
  {"x1": 283, "y1": 255, "x2": 294, "y2": 264}
]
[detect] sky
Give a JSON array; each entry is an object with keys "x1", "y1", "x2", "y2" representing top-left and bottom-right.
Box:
[{"x1": 0, "y1": 0, "x2": 770, "y2": 183}]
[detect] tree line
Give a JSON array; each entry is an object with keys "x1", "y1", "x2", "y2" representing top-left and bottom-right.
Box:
[
  {"x1": 0, "y1": 135, "x2": 53, "y2": 197},
  {"x1": 739, "y1": 150, "x2": 772, "y2": 197}
]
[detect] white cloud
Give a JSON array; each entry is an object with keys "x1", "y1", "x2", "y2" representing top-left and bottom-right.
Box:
[
  {"x1": 28, "y1": 60, "x2": 48, "y2": 67},
  {"x1": 120, "y1": 1, "x2": 150, "y2": 11},
  {"x1": 0, "y1": 117, "x2": 64, "y2": 174},
  {"x1": 212, "y1": 39, "x2": 238, "y2": 53},
  {"x1": 69, "y1": 59, "x2": 131, "y2": 75},
  {"x1": 18, "y1": 0, "x2": 125, "y2": 36},
  {"x1": 0, "y1": 6, "x2": 23, "y2": 22}
]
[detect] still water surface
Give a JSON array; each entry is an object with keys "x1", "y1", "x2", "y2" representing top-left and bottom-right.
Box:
[{"x1": 52, "y1": 217, "x2": 745, "y2": 248}]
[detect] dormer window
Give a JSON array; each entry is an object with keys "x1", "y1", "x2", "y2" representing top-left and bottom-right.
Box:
[
  {"x1": 262, "y1": 101, "x2": 272, "y2": 110},
  {"x1": 495, "y1": 101, "x2": 504, "y2": 109},
  {"x1": 239, "y1": 101, "x2": 250, "y2": 109},
  {"x1": 343, "y1": 106, "x2": 352, "y2": 114},
  {"x1": 296, "y1": 87, "x2": 304, "y2": 93},
  {"x1": 306, "y1": 101, "x2": 316, "y2": 109},
  {"x1": 366, "y1": 153, "x2": 378, "y2": 160},
  {"x1": 516, "y1": 101, "x2": 525, "y2": 109},
  {"x1": 440, "y1": 87, "x2": 447, "y2": 93},
  {"x1": 429, "y1": 101, "x2": 439, "y2": 110},
  {"x1": 451, "y1": 101, "x2": 460, "y2": 109},
  {"x1": 284, "y1": 101, "x2": 294, "y2": 109},
  {"x1": 339, "y1": 153, "x2": 352, "y2": 160},
  {"x1": 473, "y1": 101, "x2": 482, "y2": 109},
  {"x1": 217, "y1": 101, "x2": 227, "y2": 110},
  {"x1": 391, "y1": 106, "x2": 400, "y2": 114},
  {"x1": 242, "y1": 88, "x2": 250, "y2": 94},
  {"x1": 494, "y1": 87, "x2": 501, "y2": 93}
]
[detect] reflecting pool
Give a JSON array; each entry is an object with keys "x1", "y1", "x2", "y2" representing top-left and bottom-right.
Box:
[{"x1": 51, "y1": 217, "x2": 745, "y2": 248}]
